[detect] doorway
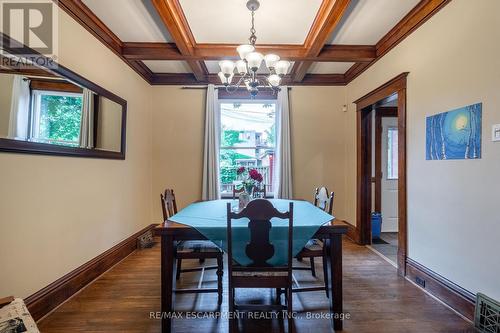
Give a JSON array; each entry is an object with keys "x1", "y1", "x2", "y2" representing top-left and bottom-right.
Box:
[
  {"x1": 372, "y1": 107, "x2": 399, "y2": 265},
  {"x1": 354, "y1": 73, "x2": 408, "y2": 276}
]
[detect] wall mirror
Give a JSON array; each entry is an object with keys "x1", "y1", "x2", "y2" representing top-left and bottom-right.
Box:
[{"x1": 0, "y1": 37, "x2": 127, "y2": 159}]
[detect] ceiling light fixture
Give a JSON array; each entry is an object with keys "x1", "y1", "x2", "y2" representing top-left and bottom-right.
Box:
[{"x1": 217, "y1": 0, "x2": 291, "y2": 98}]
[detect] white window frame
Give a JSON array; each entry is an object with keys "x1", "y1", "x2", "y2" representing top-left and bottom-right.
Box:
[
  {"x1": 30, "y1": 90, "x2": 83, "y2": 145},
  {"x1": 218, "y1": 99, "x2": 277, "y2": 198}
]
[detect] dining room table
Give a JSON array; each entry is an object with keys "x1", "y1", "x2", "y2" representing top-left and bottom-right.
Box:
[{"x1": 154, "y1": 199, "x2": 349, "y2": 332}]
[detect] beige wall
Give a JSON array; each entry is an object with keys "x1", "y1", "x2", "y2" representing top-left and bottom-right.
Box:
[
  {"x1": 0, "y1": 9, "x2": 152, "y2": 298},
  {"x1": 345, "y1": 0, "x2": 500, "y2": 300},
  {"x1": 150, "y1": 86, "x2": 349, "y2": 223},
  {"x1": 0, "y1": 74, "x2": 14, "y2": 137}
]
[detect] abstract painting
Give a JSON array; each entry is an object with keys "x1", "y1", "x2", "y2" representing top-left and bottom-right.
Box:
[{"x1": 426, "y1": 103, "x2": 482, "y2": 160}]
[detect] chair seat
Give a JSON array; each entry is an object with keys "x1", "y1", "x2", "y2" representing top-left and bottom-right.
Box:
[
  {"x1": 232, "y1": 270, "x2": 289, "y2": 277},
  {"x1": 304, "y1": 239, "x2": 324, "y2": 251},
  {"x1": 177, "y1": 240, "x2": 222, "y2": 253}
]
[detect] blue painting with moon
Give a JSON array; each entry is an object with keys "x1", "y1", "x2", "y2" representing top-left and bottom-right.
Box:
[{"x1": 426, "y1": 103, "x2": 482, "y2": 160}]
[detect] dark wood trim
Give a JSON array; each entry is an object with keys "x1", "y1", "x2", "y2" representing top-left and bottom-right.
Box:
[
  {"x1": 345, "y1": 0, "x2": 451, "y2": 84},
  {"x1": 406, "y1": 258, "x2": 475, "y2": 321},
  {"x1": 29, "y1": 78, "x2": 83, "y2": 93},
  {"x1": 354, "y1": 73, "x2": 408, "y2": 276},
  {"x1": 342, "y1": 220, "x2": 360, "y2": 244},
  {"x1": 374, "y1": 107, "x2": 398, "y2": 212},
  {"x1": 150, "y1": 73, "x2": 346, "y2": 86},
  {"x1": 25, "y1": 224, "x2": 157, "y2": 321},
  {"x1": 122, "y1": 43, "x2": 375, "y2": 63},
  {"x1": 292, "y1": 0, "x2": 352, "y2": 82},
  {"x1": 0, "y1": 32, "x2": 127, "y2": 160}
]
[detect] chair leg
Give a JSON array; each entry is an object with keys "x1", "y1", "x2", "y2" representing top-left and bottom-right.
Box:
[
  {"x1": 309, "y1": 257, "x2": 316, "y2": 277},
  {"x1": 287, "y1": 287, "x2": 293, "y2": 333},
  {"x1": 176, "y1": 258, "x2": 182, "y2": 280},
  {"x1": 229, "y1": 288, "x2": 236, "y2": 332},
  {"x1": 216, "y1": 254, "x2": 223, "y2": 305},
  {"x1": 322, "y1": 252, "x2": 329, "y2": 298}
]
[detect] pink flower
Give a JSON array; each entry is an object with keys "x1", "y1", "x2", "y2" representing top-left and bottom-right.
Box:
[
  {"x1": 249, "y1": 169, "x2": 263, "y2": 183},
  {"x1": 237, "y1": 166, "x2": 246, "y2": 175}
]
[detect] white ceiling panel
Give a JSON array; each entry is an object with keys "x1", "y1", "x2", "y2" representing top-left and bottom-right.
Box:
[
  {"x1": 328, "y1": 0, "x2": 419, "y2": 45},
  {"x1": 307, "y1": 62, "x2": 354, "y2": 74},
  {"x1": 179, "y1": 0, "x2": 323, "y2": 44},
  {"x1": 82, "y1": 0, "x2": 172, "y2": 42},
  {"x1": 204, "y1": 60, "x2": 294, "y2": 75},
  {"x1": 143, "y1": 60, "x2": 192, "y2": 73}
]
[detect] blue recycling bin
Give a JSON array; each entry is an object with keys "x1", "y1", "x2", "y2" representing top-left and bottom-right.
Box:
[{"x1": 371, "y1": 212, "x2": 382, "y2": 239}]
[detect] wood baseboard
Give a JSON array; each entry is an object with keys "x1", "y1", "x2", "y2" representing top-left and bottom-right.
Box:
[
  {"x1": 405, "y1": 258, "x2": 475, "y2": 321},
  {"x1": 343, "y1": 221, "x2": 361, "y2": 244},
  {"x1": 25, "y1": 223, "x2": 157, "y2": 321}
]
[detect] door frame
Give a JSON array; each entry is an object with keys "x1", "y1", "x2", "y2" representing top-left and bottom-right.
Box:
[{"x1": 354, "y1": 73, "x2": 408, "y2": 276}]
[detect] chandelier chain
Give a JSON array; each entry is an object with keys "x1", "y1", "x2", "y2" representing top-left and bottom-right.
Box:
[{"x1": 249, "y1": 10, "x2": 257, "y2": 46}]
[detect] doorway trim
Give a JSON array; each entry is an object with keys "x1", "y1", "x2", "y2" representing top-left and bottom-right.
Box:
[{"x1": 354, "y1": 72, "x2": 408, "y2": 276}]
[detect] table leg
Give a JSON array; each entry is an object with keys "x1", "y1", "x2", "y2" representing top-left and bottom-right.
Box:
[
  {"x1": 161, "y1": 235, "x2": 175, "y2": 333},
  {"x1": 327, "y1": 234, "x2": 343, "y2": 331}
]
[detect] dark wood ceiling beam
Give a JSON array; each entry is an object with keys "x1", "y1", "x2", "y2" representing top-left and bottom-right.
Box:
[
  {"x1": 151, "y1": 0, "x2": 206, "y2": 81},
  {"x1": 292, "y1": 0, "x2": 352, "y2": 82},
  {"x1": 150, "y1": 73, "x2": 347, "y2": 86},
  {"x1": 345, "y1": 0, "x2": 451, "y2": 84},
  {"x1": 122, "y1": 42, "x2": 183, "y2": 60},
  {"x1": 122, "y1": 43, "x2": 376, "y2": 62}
]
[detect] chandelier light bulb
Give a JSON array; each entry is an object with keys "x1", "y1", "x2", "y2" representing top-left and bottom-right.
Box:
[
  {"x1": 219, "y1": 60, "x2": 235, "y2": 76},
  {"x1": 275, "y1": 60, "x2": 291, "y2": 76},
  {"x1": 218, "y1": 72, "x2": 227, "y2": 84},
  {"x1": 264, "y1": 54, "x2": 280, "y2": 70},
  {"x1": 268, "y1": 74, "x2": 281, "y2": 87},
  {"x1": 237, "y1": 44, "x2": 255, "y2": 60},
  {"x1": 245, "y1": 52, "x2": 264, "y2": 71},
  {"x1": 236, "y1": 60, "x2": 248, "y2": 75}
]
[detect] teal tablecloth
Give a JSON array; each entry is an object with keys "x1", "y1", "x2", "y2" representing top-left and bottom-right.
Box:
[{"x1": 169, "y1": 199, "x2": 334, "y2": 266}]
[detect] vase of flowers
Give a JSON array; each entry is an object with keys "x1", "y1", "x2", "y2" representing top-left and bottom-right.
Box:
[{"x1": 236, "y1": 166, "x2": 264, "y2": 210}]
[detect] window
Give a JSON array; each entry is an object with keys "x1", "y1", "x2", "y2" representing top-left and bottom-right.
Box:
[
  {"x1": 387, "y1": 127, "x2": 398, "y2": 180},
  {"x1": 219, "y1": 101, "x2": 276, "y2": 197},
  {"x1": 30, "y1": 90, "x2": 83, "y2": 146}
]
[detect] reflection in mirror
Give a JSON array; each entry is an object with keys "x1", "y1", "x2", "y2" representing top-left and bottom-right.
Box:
[{"x1": 0, "y1": 71, "x2": 123, "y2": 153}]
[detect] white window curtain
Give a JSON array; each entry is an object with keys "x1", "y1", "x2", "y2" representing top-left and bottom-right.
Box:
[
  {"x1": 202, "y1": 84, "x2": 221, "y2": 200},
  {"x1": 79, "y1": 88, "x2": 95, "y2": 148},
  {"x1": 274, "y1": 86, "x2": 293, "y2": 199},
  {"x1": 8, "y1": 75, "x2": 30, "y2": 140}
]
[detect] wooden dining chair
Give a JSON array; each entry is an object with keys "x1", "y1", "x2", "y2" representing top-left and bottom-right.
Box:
[
  {"x1": 160, "y1": 189, "x2": 224, "y2": 305},
  {"x1": 294, "y1": 187, "x2": 334, "y2": 297},
  {"x1": 252, "y1": 185, "x2": 266, "y2": 198},
  {"x1": 227, "y1": 199, "x2": 294, "y2": 332}
]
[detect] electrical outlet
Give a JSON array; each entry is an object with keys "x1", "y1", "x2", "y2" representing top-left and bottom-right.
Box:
[
  {"x1": 415, "y1": 276, "x2": 426, "y2": 288},
  {"x1": 493, "y1": 124, "x2": 500, "y2": 142}
]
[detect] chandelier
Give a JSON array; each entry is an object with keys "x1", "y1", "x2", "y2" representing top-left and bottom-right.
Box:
[{"x1": 217, "y1": 0, "x2": 291, "y2": 97}]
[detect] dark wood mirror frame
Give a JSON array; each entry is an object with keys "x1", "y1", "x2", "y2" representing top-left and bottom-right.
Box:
[{"x1": 0, "y1": 33, "x2": 127, "y2": 160}]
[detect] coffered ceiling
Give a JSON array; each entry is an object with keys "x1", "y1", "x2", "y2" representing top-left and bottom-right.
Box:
[{"x1": 60, "y1": 0, "x2": 451, "y2": 85}]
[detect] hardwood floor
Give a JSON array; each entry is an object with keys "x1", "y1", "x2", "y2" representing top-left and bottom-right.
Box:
[
  {"x1": 371, "y1": 232, "x2": 398, "y2": 265},
  {"x1": 38, "y1": 238, "x2": 474, "y2": 333}
]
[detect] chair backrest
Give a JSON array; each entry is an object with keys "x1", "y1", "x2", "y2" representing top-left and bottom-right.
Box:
[
  {"x1": 160, "y1": 189, "x2": 178, "y2": 222},
  {"x1": 226, "y1": 199, "x2": 293, "y2": 270},
  {"x1": 314, "y1": 187, "x2": 335, "y2": 215},
  {"x1": 252, "y1": 185, "x2": 266, "y2": 198},
  {"x1": 232, "y1": 185, "x2": 245, "y2": 199}
]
